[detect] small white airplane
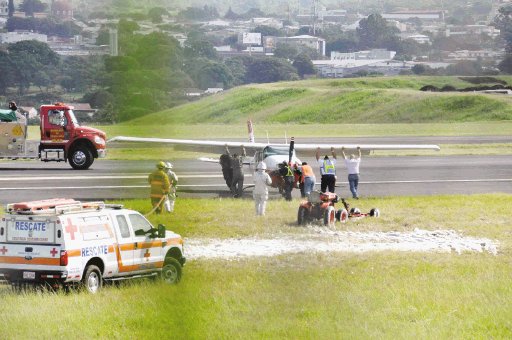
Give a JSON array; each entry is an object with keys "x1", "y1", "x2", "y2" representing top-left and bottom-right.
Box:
[{"x1": 108, "y1": 120, "x2": 440, "y2": 170}]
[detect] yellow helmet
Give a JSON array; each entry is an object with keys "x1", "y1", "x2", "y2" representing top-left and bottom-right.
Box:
[{"x1": 156, "y1": 161, "x2": 166, "y2": 169}]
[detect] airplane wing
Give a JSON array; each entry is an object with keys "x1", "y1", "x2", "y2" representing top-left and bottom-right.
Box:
[
  {"x1": 107, "y1": 136, "x2": 269, "y2": 155},
  {"x1": 293, "y1": 143, "x2": 441, "y2": 152},
  {"x1": 108, "y1": 136, "x2": 440, "y2": 154}
]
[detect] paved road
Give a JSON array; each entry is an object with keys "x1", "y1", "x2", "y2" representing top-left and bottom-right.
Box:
[{"x1": 0, "y1": 154, "x2": 511, "y2": 204}]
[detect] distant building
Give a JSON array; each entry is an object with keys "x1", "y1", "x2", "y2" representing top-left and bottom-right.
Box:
[
  {"x1": 298, "y1": 9, "x2": 347, "y2": 23},
  {"x1": 67, "y1": 103, "x2": 97, "y2": 119},
  {"x1": 0, "y1": 1, "x2": 8, "y2": 16},
  {"x1": 331, "y1": 49, "x2": 396, "y2": 61},
  {"x1": 184, "y1": 88, "x2": 203, "y2": 97},
  {"x1": 0, "y1": 31, "x2": 48, "y2": 44},
  {"x1": 318, "y1": 9, "x2": 347, "y2": 23},
  {"x1": 406, "y1": 34, "x2": 431, "y2": 44},
  {"x1": 388, "y1": 20, "x2": 408, "y2": 32},
  {"x1": 51, "y1": 0, "x2": 73, "y2": 20},
  {"x1": 313, "y1": 49, "x2": 399, "y2": 77},
  {"x1": 170, "y1": 33, "x2": 187, "y2": 47},
  {"x1": 382, "y1": 10, "x2": 445, "y2": 21},
  {"x1": 275, "y1": 35, "x2": 326, "y2": 56},
  {"x1": 445, "y1": 49, "x2": 503, "y2": 61},
  {"x1": 213, "y1": 45, "x2": 232, "y2": 52},
  {"x1": 445, "y1": 25, "x2": 500, "y2": 39},
  {"x1": 205, "y1": 20, "x2": 231, "y2": 27},
  {"x1": 250, "y1": 18, "x2": 283, "y2": 29},
  {"x1": 204, "y1": 88, "x2": 223, "y2": 94}
]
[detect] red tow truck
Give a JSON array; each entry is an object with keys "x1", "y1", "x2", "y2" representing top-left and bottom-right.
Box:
[{"x1": 0, "y1": 103, "x2": 106, "y2": 169}]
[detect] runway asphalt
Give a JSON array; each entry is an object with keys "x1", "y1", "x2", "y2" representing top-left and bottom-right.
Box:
[{"x1": 0, "y1": 154, "x2": 511, "y2": 204}]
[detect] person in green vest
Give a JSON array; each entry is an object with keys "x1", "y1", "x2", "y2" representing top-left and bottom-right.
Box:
[
  {"x1": 278, "y1": 161, "x2": 294, "y2": 201},
  {"x1": 0, "y1": 101, "x2": 18, "y2": 122},
  {"x1": 316, "y1": 147, "x2": 337, "y2": 193}
]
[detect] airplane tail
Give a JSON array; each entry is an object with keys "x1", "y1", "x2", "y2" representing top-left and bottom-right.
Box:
[{"x1": 247, "y1": 119, "x2": 255, "y2": 143}]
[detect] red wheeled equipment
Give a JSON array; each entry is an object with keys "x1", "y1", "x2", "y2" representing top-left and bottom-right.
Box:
[
  {"x1": 297, "y1": 191, "x2": 340, "y2": 227},
  {"x1": 336, "y1": 198, "x2": 380, "y2": 223}
]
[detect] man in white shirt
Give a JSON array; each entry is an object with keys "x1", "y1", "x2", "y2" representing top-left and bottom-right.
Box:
[{"x1": 341, "y1": 146, "x2": 361, "y2": 199}]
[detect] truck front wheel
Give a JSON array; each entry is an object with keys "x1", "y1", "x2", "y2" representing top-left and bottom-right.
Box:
[
  {"x1": 69, "y1": 146, "x2": 93, "y2": 170},
  {"x1": 82, "y1": 265, "x2": 102, "y2": 293},
  {"x1": 161, "y1": 257, "x2": 182, "y2": 284}
]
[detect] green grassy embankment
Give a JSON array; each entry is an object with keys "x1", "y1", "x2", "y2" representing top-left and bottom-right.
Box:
[
  {"x1": 1, "y1": 195, "x2": 512, "y2": 338},
  {"x1": 118, "y1": 76, "x2": 512, "y2": 125}
]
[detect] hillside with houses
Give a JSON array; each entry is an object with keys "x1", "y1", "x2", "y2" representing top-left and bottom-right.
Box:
[{"x1": 0, "y1": 0, "x2": 510, "y2": 121}]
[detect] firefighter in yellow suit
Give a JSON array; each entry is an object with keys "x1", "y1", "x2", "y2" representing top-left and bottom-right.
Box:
[{"x1": 148, "y1": 161, "x2": 171, "y2": 214}]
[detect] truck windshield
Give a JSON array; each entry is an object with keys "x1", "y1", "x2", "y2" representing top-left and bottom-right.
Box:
[
  {"x1": 129, "y1": 213, "x2": 153, "y2": 233},
  {"x1": 67, "y1": 109, "x2": 80, "y2": 126}
]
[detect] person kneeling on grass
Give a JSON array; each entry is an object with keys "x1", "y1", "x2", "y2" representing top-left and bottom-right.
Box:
[{"x1": 253, "y1": 161, "x2": 272, "y2": 216}]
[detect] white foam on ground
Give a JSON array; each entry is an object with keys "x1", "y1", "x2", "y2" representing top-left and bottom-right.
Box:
[{"x1": 185, "y1": 228, "x2": 498, "y2": 260}]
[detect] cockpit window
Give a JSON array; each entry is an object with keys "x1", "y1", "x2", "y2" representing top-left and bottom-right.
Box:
[{"x1": 263, "y1": 146, "x2": 289, "y2": 159}]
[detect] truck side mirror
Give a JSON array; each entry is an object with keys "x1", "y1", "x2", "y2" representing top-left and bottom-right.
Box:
[
  {"x1": 158, "y1": 224, "x2": 166, "y2": 238},
  {"x1": 134, "y1": 229, "x2": 145, "y2": 236}
]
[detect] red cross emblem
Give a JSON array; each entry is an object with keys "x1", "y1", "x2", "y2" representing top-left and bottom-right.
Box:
[
  {"x1": 50, "y1": 248, "x2": 58, "y2": 257},
  {"x1": 144, "y1": 249, "x2": 151, "y2": 261},
  {"x1": 0, "y1": 246, "x2": 7, "y2": 255},
  {"x1": 65, "y1": 218, "x2": 79, "y2": 240}
]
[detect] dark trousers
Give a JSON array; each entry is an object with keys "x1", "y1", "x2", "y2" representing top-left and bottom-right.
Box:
[
  {"x1": 231, "y1": 172, "x2": 244, "y2": 197},
  {"x1": 320, "y1": 175, "x2": 336, "y2": 193},
  {"x1": 284, "y1": 176, "x2": 294, "y2": 201},
  {"x1": 222, "y1": 169, "x2": 233, "y2": 187}
]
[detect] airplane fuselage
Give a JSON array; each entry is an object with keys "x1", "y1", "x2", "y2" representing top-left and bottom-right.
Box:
[{"x1": 250, "y1": 146, "x2": 301, "y2": 170}]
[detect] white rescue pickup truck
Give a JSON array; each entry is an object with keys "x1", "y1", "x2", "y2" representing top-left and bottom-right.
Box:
[{"x1": 0, "y1": 198, "x2": 185, "y2": 293}]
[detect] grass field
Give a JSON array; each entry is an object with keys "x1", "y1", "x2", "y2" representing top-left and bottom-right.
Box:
[{"x1": 1, "y1": 195, "x2": 512, "y2": 338}]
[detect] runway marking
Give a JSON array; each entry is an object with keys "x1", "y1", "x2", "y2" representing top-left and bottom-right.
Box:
[
  {"x1": 2, "y1": 179, "x2": 512, "y2": 191},
  {"x1": 0, "y1": 174, "x2": 230, "y2": 181},
  {"x1": 0, "y1": 184, "x2": 230, "y2": 191},
  {"x1": 3, "y1": 173, "x2": 512, "y2": 184},
  {"x1": 360, "y1": 179, "x2": 512, "y2": 184}
]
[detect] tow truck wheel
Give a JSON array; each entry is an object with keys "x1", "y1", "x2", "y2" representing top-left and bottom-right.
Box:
[
  {"x1": 82, "y1": 265, "x2": 102, "y2": 294},
  {"x1": 161, "y1": 258, "x2": 182, "y2": 284},
  {"x1": 297, "y1": 206, "x2": 309, "y2": 225},
  {"x1": 69, "y1": 146, "x2": 93, "y2": 170},
  {"x1": 323, "y1": 206, "x2": 336, "y2": 227}
]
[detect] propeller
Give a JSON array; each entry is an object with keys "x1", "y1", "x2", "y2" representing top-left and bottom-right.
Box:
[{"x1": 288, "y1": 137, "x2": 295, "y2": 164}]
